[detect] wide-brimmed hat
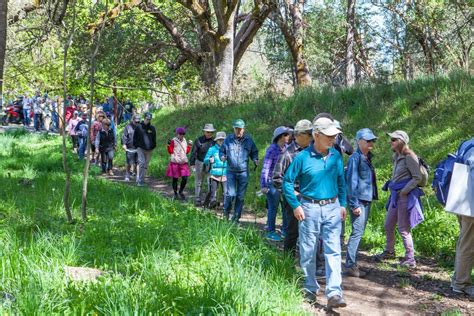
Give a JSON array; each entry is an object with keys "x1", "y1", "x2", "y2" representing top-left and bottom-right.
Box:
[
  {"x1": 214, "y1": 131, "x2": 226, "y2": 141},
  {"x1": 232, "y1": 119, "x2": 245, "y2": 129},
  {"x1": 313, "y1": 118, "x2": 341, "y2": 137},
  {"x1": 356, "y1": 128, "x2": 377, "y2": 141},
  {"x1": 203, "y1": 123, "x2": 216, "y2": 132},
  {"x1": 387, "y1": 130, "x2": 409, "y2": 144},
  {"x1": 272, "y1": 126, "x2": 291, "y2": 143}
]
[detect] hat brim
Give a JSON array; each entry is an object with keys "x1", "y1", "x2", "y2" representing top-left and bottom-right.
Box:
[
  {"x1": 318, "y1": 127, "x2": 341, "y2": 137},
  {"x1": 214, "y1": 137, "x2": 225, "y2": 141},
  {"x1": 233, "y1": 125, "x2": 245, "y2": 129},
  {"x1": 203, "y1": 129, "x2": 216, "y2": 132}
]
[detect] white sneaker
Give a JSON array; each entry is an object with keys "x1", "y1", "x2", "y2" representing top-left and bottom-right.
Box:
[{"x1": 124, "y1": 176, "x2": 130, "y2": 182}]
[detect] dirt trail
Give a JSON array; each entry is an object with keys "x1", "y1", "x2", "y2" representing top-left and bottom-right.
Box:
[{"x1": 104, "y1": 168, "x2": 473, "y2": 315}]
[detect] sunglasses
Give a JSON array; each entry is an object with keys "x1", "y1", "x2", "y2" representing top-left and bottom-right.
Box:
[
  {"x1": 282, "y1": 133, "x2": 290, "y2": 137},
  {"x1": 178, "y1": 133, "x2": 185, "y2": 135},
  {"x1": 390, "y1": 138, "x2": 398, "y2": 142}
]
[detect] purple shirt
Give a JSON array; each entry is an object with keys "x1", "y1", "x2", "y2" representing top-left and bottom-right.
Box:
[{"x1": 260, "y1": 143, "x2": 284, "y2": 188}]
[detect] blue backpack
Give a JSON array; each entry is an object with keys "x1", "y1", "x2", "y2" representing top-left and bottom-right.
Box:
[{"x1": 432, "y1": 138, "x2": 474, "y2": 206}]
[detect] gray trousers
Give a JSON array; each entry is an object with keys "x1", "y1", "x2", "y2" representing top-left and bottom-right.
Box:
[
  {"x1": 137, "y1": 148, "x2": 153, "y2": 184},
  {"x1": 194, "y1": 160, "x2": 209, "y2": 203}
]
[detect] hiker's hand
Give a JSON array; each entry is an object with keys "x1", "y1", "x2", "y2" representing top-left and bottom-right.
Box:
[
  {"x1": 167, "y1": 139, "x2": 172, "y2": 145},
  {"x1": 122, "y1": 145, "x2": 127, "y2": 151},
  {"x1": 191, "y1": 166, "x2": 196, "y2": 172},
  {"x1": 187, "y1": 140, "x2": 193, "y2": 145},
  {"x1": 209, "y1": 156, "x2": 214, "y2": 163},
  {"x1": 261, "y1": 187, "x2": 269, "y2": 194},
  {"x1": 294, "y1": 206, "x2": 305, "y2": 221},
  {"x1": 221, "y1": 156, "x2": 226, "y2": 162},
  {"x1": 254, "y1": 159, "x2": 259, "y2": 166},
  {"x1": 341, "y1": 207, "x2": 347, "y2": 221},
  {"x1": 352, "y1": 207, "x2": 361, "y2": 216}
]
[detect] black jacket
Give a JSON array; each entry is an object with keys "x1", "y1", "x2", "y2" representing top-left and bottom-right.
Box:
[
  {"x1": 121, "y1": 123, "x2": 137, "y2": 149},
  {"x1": 96, "y1": 129, "x2": 115, "y2": 152},
  {"x1": 190, "y1": 135, "x2": 215, "y2": 165},
  {"x1": 133, "y1": 122, "x2": 156, "y2": 150}
]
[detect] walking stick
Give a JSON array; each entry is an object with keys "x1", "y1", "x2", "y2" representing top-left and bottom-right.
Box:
[{"x1": 254, "y1": 163, "x2": 259, "y2": 225}]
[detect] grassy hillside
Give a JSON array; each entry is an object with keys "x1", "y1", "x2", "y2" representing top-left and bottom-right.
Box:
[
  {"x1": 137, "y1": 71, "x2": 473, "y2": 264},
  {"x1": 0, "y1": 130, "x2": 304, "y2": 314}
]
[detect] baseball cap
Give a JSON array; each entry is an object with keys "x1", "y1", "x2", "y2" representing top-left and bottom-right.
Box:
[
  {"x1": 312, "y1": 118, "x2": 341, "y2": 136},
  {"x1": 387, "y1": 130, "x2": 409, "y2": 144},
  {"x1": 356, "y1": 128, "x2": 377, "y2": 141},
  {"x1": 294, "y1": 119, "x2": 312, "y2": 132},
  {"x1": 144, "y1": 112, "x2": 152, "y2": 120},
  {"x1": 232, "y1": 119, "x2": 245, "y2": 129}
]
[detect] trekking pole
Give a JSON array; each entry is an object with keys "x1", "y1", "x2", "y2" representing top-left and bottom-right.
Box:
[{"x1": 254, "y1": 163, "x2": 259, "y2": 225}]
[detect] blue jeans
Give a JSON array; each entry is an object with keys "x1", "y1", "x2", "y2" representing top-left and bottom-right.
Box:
[
  {"x1": 52, "y1": 112, "x2": 59, "y2": 129},
  {"x1": 266, "y1": 184, "x2": 288, "y2": 233},
  {"x1": 78, "y1": 137, "x2": 87, "y2": 160},
  {"x1": 299, "y1": 200, "x2": 342, "y2": 298},
  {"x1": 224, "y1": 170, "x2": 249, "y2": 222},
  {"x1": 346, "y1": 202, "x2": 371, "y2": 268},
  {"x1": 23, "y1": 109, "x2": 30, "y2": 126}
]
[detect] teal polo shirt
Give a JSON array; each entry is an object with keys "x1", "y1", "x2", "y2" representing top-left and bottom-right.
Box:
[{"x1": 283, "y1": 145, "x2": 347, "y2": 209}]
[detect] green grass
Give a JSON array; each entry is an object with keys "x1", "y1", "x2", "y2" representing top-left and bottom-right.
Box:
[
  {"x1": 134, "y1": 71, "x2": 473, "y2": 264},
  {"x1": 0, "y1": 131, "x2": 305, "y2": 314}
]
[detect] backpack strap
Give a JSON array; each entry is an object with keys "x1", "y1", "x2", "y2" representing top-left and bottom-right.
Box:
[{"x1": 456, "y1": 139, "x2": 474, "y2": 163}]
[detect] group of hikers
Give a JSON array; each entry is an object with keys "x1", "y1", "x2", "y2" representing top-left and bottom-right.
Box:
[
  {"x1": 4, "y1": 91, "x2": 140, "y2": 132},
  {"x1": 62, "y1": 104, "x2": 473, "y2": 308}
]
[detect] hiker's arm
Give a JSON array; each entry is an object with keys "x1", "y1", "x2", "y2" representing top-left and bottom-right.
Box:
[
  {"x1": 283, "y1": 158, "x2": 301, "y2": 210},
  {"x1": 189, "y1": 140, "x2": 198, "y2": 165},
  {"x1": 219, "y1": 141, "x2": 227, "y2": 161},
  {"x1": 346, "y1": 154, "x2": 360, "y2": 211},
  {"x1": 337, "y1": 154, "x2": 347, "y2": 208},
  {"x1": 250, "y1": 140, "x2": 259, "y2": 164},
  {"x1": 465, "y1": 148, "x2": 474, "y2": 183},
  {"x1": 401, "y1": 155, "x2": 422, "y2": 195},
  {"x1": 260, "y1": 147, "x2": 274, "y2": 190},
  {"x1": 272, "y1": 153, "x2": 288, "y2": 191}
]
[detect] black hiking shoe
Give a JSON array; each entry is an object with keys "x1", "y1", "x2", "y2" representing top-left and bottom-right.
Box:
[
  {"x1": 374, "y1": 250, "x2": 395, "y2": 262},
  {"x1": 173, "y1": 193, "x2": 179, "y2": 200},
  {"x1": 179, "y1": 192, "x2": 186, "y2": 200},
  {"x1": 304, "y1": 290, "x2": 317, "y2": 304},
  {"x1": 345, "y1": 265, "x2": 367, "y2": 278},
  {"x1": 327, "y1": 295, "x2": 347, "y2": 309}
]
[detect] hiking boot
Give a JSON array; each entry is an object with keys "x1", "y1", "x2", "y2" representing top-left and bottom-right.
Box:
[
  {"x1": 194, "y1": 200, "x2": 202, "y2": 207},
  {"x1": 374, "y1": 250, "x2": 395, "y2": 262},
  {"x1": 345, "y1": 265, "x2": 367, "y2": 278},
  {"x1": 124, "y1": 176, "x2": 130, "y2": 182},
  {"x1": 400, "y1": 259, "x2": 417, "y2": 268},
  {"x1": 280, "y1": 230, "x2": 287, "y2": 239},
  {"x1": 136, "y1": 182, "x2": 145, "y2": 187},
  {"x1": 179, "y1": 192, "x2": 186, "y2": 200},
  {"x1": 173, "y1": 192, "x2": 179, "y2": 200},
  {"x1": 452, "y1": 285, "x2": 474, "y2": 298},
  {"x1": 209, "y1": 201, "x2": 217, "y2": 209},
  {"x1": 108, "y1": 170, "x2": 114, "y2": 176},
  {"x1": 304, "y1": 290, "x2": 317, "y2": 304},
  {"x1": 327, "y1": 295, "x2": 347, "y2": 309},
  {"x1": 266, "y1": 231, "x2": 282, "y2": 242}
]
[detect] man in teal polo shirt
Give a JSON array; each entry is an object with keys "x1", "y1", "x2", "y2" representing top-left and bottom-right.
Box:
[{"x1": 283, "y1": 117, "x2": 347, "y2": 309}]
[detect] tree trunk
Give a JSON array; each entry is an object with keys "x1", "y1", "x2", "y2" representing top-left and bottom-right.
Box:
[
  {"x1": 0, "y1": 0, "x2": 7, "y2": 108},
  {"x1": 345, "y1": 0, "x2": 356, "y2": 87},
  {"x1": 292, "y1": 0, "x2": 311, "y2": 87},
  {"x1": 81, "y1": 2, "x2": 108, "y2": 221},
  {"x1": 61, "y1": 0, "x2": 76, "y2": 224},
  {"x1": 215, "y1": 10, "x2": 235, "y2": 99}
]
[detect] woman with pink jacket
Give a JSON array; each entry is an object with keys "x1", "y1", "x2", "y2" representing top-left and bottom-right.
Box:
[{"x1": 166, "y1": 127, "x2": 192, "y2": 200}]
